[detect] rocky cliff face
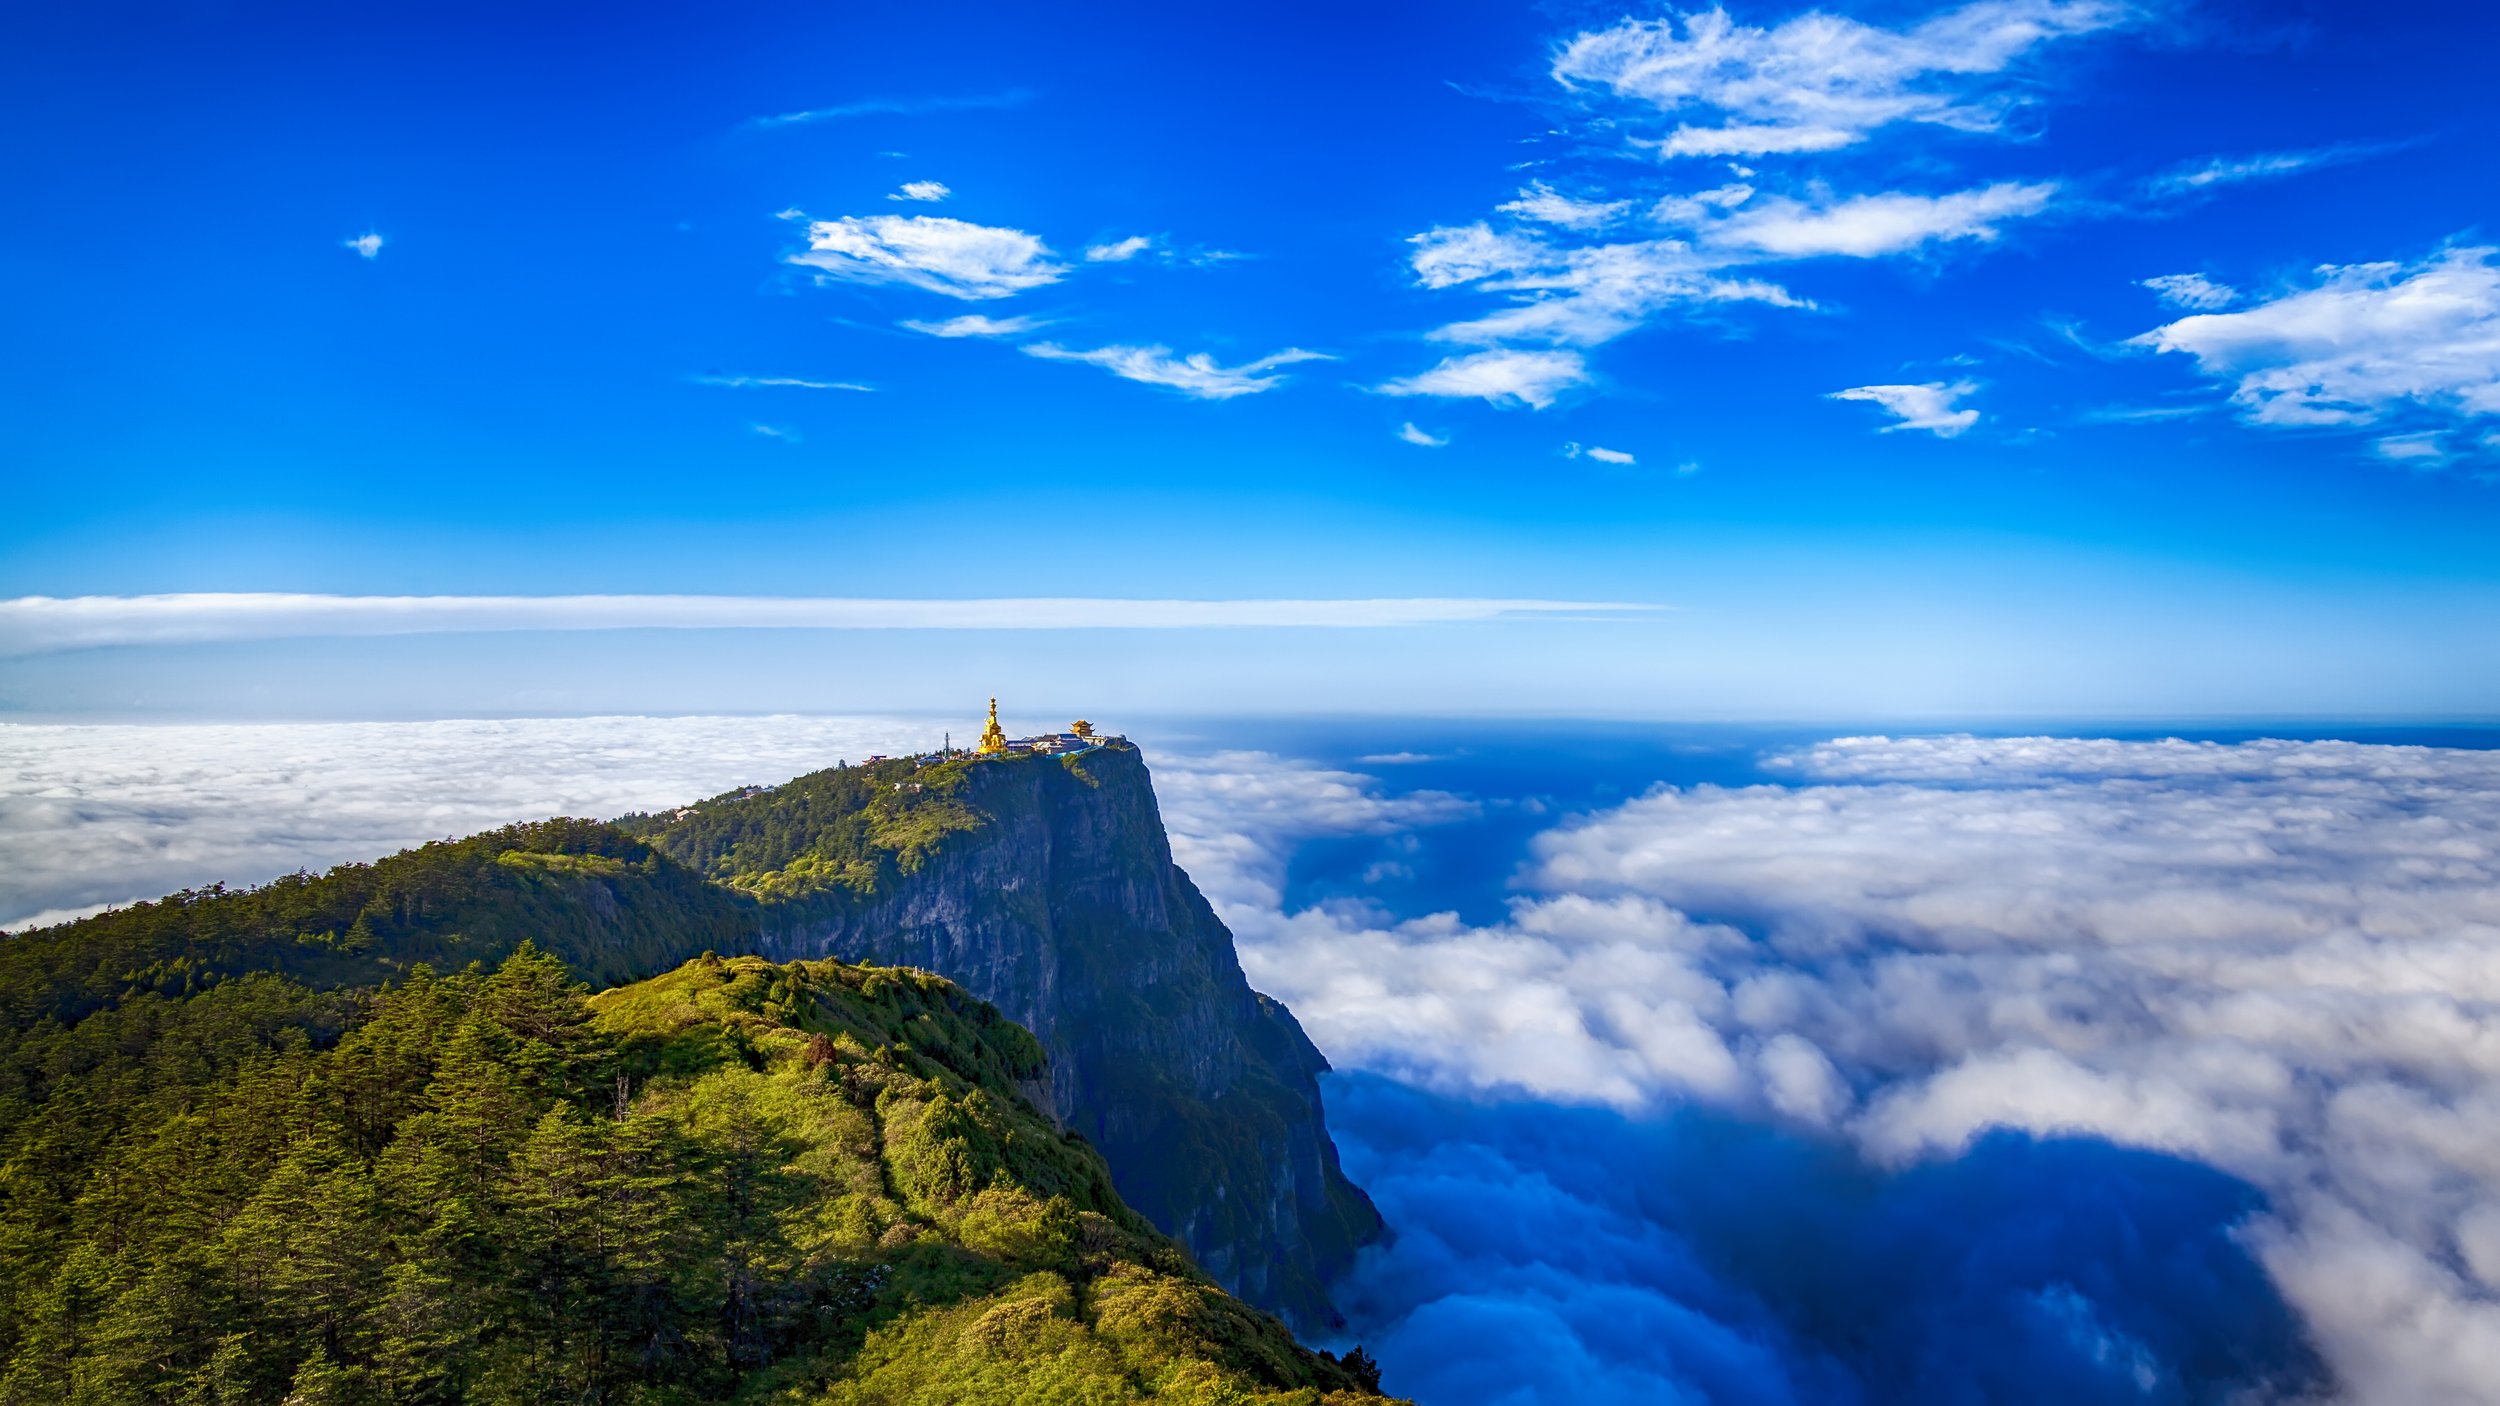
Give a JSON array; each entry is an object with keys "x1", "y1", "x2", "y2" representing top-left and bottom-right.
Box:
[{"x1": 731, "y1": 744, "x2": 1381, "y2": 1331}]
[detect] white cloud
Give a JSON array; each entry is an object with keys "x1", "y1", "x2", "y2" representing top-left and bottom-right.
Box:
[
  {"x1": 1396, "y1": 181, "x2": 2040, "y2": 365},
  {"x1": 1458, "y1": 247, "x2": 1808, "y2": 345},
  {"x1": 1155, "y1": 760, "x2": 1757, "y2": 1110},
  {"x1": 1085, "y1": 235, "x2": 1156, "y2": 262},
  {"x1": 1553, "y1": 0, "x2": 2127, "y2": 157},
  {"x1": 1407, "y1": 225, "x2": 1807, "y2": 350},
  {"x1": 1019, "y1": 342, "x2": 1332, "y2": 399},
  {"x1": 0, "y1": 716, "x2": 939, "y2": 931},
  {"x1": 2132, "y1": 244, "x2": 2500, "y2": 430},
  {"x1": 1564, "y1": 442, "x2": 1636, "y2": 465},
  {"x1": 1393, "y1": 7, "x2": 2097, "y2": 407},
  {"x1": 1409, "y1": 223, "x2": 1545, "y2": 289},
  {"x1": 2078, "y1": 403, "x2": 2209, "y2": 424},
  {"x1": 1829, "y1": 380, "x2": 1981, "y2": 436},
  {"x1": 1645, "y1": 181, "x2": 1755, "y2": 224},
  {"x1": 2149, "y1": 146, "x2": 2379, "y2": 196},
  {"x1": 1535, "y1": 737, "x2": 2500, "y2": 1400},
  {"x1": 1397, "y1": 422, "x2": 1449, "y2": 447},
  {"x1": 2373, "y1": 431, "x2": 2450, "y2": 465},
  {"x1": 1654, "y1": 123, "x2": 1859, "y2": 158},
  {"x1": 2141, "y1": 272, "x2": 2239, "y2": 310},
  {"x1": 1707, "y1": 182, "x2": 2057, "y2": 258},
  {"x1": 0, "y1": 594, "x2": 1659, "y2": 657},
  {"x1": 343, "y1": 232, "x2": 383, "y2": 259},
  {"x1": 786, "y1": 213, "x2": 1065, "y2": 300},
  {"x1": 1377, "y1": 349, "x2": 1591, "y2": 409},
  {"x1": 1076, "y1": 236, "x2": 1245, "y2": 268},
  {"x1": 897, "y1": 313, "x2": 1045, "y2": 338},
  {"x1": 887, "y1": 180, "x2": 951, "y2": 202},
  {"x1": 749, "y1": 422, "x2": 799, "y2": 442},
  {"x1": 748, "y1": 90, "x2": 1031, "y2": 129},
  {"x1": 691, "y1": 373, "x2": 873, "y2": 391},
  {"x1": 1153, "y1": 733, "x2": 2500, "y2": 1402},
  {"x1": 1496, "y1": 182, "x2": 1634, "y2": 230}
]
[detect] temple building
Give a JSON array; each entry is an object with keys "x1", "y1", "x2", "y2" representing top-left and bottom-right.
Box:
[
  {"x1": 970, "y1": 700, "x2": 1119, "y2": 758},
  {"x1": 975, "y1": 697, "x2": 1011, "y2": 754}
]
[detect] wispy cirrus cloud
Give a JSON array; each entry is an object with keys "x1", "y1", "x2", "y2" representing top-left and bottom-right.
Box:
[
  {"x1": 786, "y1": 213, "x2": 1066, "y2": 300},
  {"x1": 1020, "y1": 343, "x2": 1332, "y2": 399},
  {"x1": 1706, "y1": 181, "x2": 2058, "y2": 258},
  {"x1": 1830, "y1": 380, "x2": 1982, "y2": 436},
  {"x1": 886, "y1": 180, "x2": 950, "y2": 203},
  {"x1": 748, "y1": 89, "x2": 1033, "y2": 130},
  {"x1": 2140, "y1": 272, "x2": 2239, "y2": 310},
  {"x1": 1564, "y1": 442, "x2": 1636, "y2": 465},
  {"x1": 2372, "y1": 430, "x2": 2452, "y2": 465},
  {"x1": 1082, "y1": 234, "x2": 1247, "y2": 268},
  {"x1": 898, "y1": 313, "x2": 1046, "y2": 338},
  {"x1": 1085, "y1": 235, "x2": 1157, "y2": 263},
  {"x1": 1402, "y1": 224, "x2": 1806, "y2": 351},
  {"x1": 2077, "y1": 401, "x2": 2209, "y2": 424},
  {"x1": 2132, "y1": 243, "x2": 2500, "y2": 449},
  {"x1": 690, "y1": 373, "x2": 873, "y2": 391},
  {"x1": 2148, "y1": 142, "x2": 2390, "y2": 196},
  {"x1": 0, "y1": 593, "x2": 1654, "y2": 656},
  {"x1": 1496, "y1": 182, "x2": 1634, "y2": 230},
  {"x1": 1397, "y1": 422, "x2": 1449, "y2": 447}
]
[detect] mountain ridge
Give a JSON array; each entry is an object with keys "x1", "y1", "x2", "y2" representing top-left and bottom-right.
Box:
[
  {"x1": 3, "y1": 741, "x2": 1380, "y2": 1339},
  {"x1": 619, "y1": 742, "x2": 1382, "y2": 1331}
]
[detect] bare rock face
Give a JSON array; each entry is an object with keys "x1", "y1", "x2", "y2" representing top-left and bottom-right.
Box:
[{"x1": 745, "y1": 745, "x2": 1381, "y2": 1331}]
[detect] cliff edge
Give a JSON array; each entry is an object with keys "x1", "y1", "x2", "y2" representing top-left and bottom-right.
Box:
[{"x1": 632, "y1": 742, "x2": 1384, "y2": 1331}]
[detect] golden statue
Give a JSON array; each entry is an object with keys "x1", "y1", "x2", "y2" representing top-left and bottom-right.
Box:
[{"x1": 976, "y1": 697, "x2": 1010, "y2": 754}]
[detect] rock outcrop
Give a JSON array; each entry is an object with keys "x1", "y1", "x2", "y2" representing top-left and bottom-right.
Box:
[{"x1": 719, "y1": 744, "x2": 1382, "y2": 1332}]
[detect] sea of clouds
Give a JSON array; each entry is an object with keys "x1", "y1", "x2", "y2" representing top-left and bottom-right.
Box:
[
  {"x1": 11, "y1": 719, "x2": 2500, "y2": 1402},
  {"x1": 1152, "y1": 737, "x2": 2500, "y2": 1403},
  {"x1": 0, "y1": 716, "x2": 936, "y2": 929}
]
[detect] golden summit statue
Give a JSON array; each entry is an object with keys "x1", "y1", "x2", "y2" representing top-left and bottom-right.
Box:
[{"x1": 976, "y1": 698, "x2": 1010, "y2": 755}]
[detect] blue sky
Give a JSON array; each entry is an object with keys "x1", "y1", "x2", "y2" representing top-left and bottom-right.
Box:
[{"x1": 4, "y1": 0, "x2": 2497, "y2": 718}]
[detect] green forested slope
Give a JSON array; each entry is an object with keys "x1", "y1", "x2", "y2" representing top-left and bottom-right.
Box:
[
  {"x1": 0, "y1": 818, "x2": 766, "y2": 1322},
  {"x1": 0, "y1": 750, "x2": 1390, "y2": 1390},
  {"x1": 621, "y1": 748, "x2": 1387, "y2": 1333},
  {"x1": 0, "y1": 818, "x2": 756, "y2": 1036},
  {"x1": 0, "y1": 946, "x2": 1396, "y2": 1405},
  {"x1": 610, "y1": 756, "x2": 989, "y2": 903}
]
